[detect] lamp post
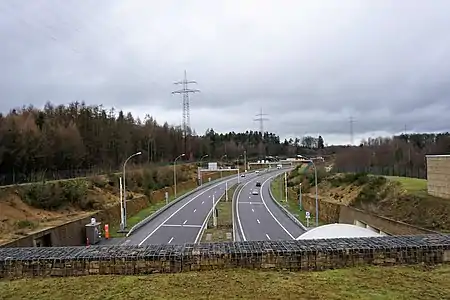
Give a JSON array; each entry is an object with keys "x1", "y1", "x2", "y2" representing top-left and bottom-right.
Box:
[
  {"x1": 199, "y1": 154, "x2": 208, "y2": 186},
  {"x1": 302, "y1": 156, "x2": 319, "y2": 227},
  {"x1": 174, "y1": 153, "x2": 185, "y2": 198},
  {"x1": 244, "y1": 150, "x2": 247, "y2": 172},
  {"x1": 220, "y1": 154, "x2": 227, "y2": 178},
  {"x1": 122, "y1": 151, "x2": 142, "y2": 229}
]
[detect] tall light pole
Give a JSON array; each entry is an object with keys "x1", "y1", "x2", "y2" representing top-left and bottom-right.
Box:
[
  {"x1": 301, "y1": 156, "x2": 319, "y2": 227},
  {"x1": 244, "y1": 150, "x2": 247, "y2": 172},
  {"x1": 174, "y1": 153, "x2": 185, "y2": 198},
  {"x1": 122, "y1": 151, "x2": 142, "y2": 229},
  {"x1": 199, "y1": 154, "x2": 208, "y2": 186},
  {"x1": 220, "y1": 154, "x2": 227, "y2": 178}
]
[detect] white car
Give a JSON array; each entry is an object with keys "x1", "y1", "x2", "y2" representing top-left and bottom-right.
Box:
[
  {"x1": 252, "y1": 189, "x2": 259, "y2": 195},
  {"x1": 241, "y1": 174, "x2": 245, "y2": 177}
]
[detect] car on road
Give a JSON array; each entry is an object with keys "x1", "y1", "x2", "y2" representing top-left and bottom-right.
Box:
[
  {"x1": 241, "y1": 174, "x2": 245, "y2": 177},
  {"x1": 252, "y1": 189, "x2": 259, "y2": 195},
  {"x1": 255, "y1": 181, "x2": 261, "y2": 187}
]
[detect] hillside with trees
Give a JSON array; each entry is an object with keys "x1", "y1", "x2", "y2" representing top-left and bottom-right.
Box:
[
  {"x1": 333, "y1": 133, "x2": 450, "y2": 178},
  {"x1": 0, "y1": 102, "x2": 319, "y2": 185}
]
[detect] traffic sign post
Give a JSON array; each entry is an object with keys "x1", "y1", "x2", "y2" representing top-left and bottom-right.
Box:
[
  {"x1": 305, "y1": 211, "x2": 311, "y2": 228},
  {"x1": 165, "y1": 192, "x2": 169, "y2": 205}
]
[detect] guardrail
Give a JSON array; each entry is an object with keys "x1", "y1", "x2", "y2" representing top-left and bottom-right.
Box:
[
  {"x1": 126, "y1": 173, "x2": 240, "y2": 237},
  {"x1": 267, "y1": 174, "x2": 308, "y2": 233}
]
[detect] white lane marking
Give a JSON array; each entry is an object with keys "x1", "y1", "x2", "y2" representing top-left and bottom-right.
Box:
[
  {"x1": 202, "y1": 201, "x2": 204, "y2": 204},
  {"x1": 138, "y1": 178, "x2": 235, "y2": 246},
  {"x1": 162, "y1": 224, "x2": 202, "y2": 228},
  {"x1": 193, "y1": 209, "x2": 197, "y2": 213},
  {"x1": 183, "y1": 220, "x2": 188, "y2": 225},
  {"x1": 168, "y1": 237, "x2": 174, "y2": 244},
  {"x1": 252, "y1": 208, "x2": 254, "y2": 212},
  {"x1": 256, "y1": 219, "x2": 260, "y2": 224},
  {"x1": 260, "y1": 176, "x2": 295, "y2": 239},
  {"x1": 265, "y1": 234, "x2": 271, "y2": 240},
  {"x1": 236, "y1": 176, "x2": 263, "y2": 241},
  {"x1": 238, "y1": 202, "x2": 262, "y2": 205},
  {"x1": 248, "y1": 196, "x2": 251, "y2": 199},
  {"x1": 209, "y1": 195, "x2": 211, "y2": 198}
]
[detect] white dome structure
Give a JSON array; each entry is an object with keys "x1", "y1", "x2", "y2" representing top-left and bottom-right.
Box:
[{"x1": 297, "y1": 223, "x2": 382, "y2": 240}]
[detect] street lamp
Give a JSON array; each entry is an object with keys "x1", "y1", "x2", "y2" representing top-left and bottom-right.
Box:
[
  {"x1": 199, "y1": 154, "x2": 209, "y2": 186},
  {"x1": 122, "y1": 151, "x2": 142, "y2": 229},
  {"x1": 220, "y1": 154, "x2": 227, "y2": 178},
  {"x1": 303, "y1": 156, "x2": 319, "y2": 227},
  {"x1": 174, "y1": 153, "x2": 185, "y2": 198}
]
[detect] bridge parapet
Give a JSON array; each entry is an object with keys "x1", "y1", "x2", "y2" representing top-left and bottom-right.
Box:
[{"x1": 0, "y1": 234, "x2": 449, "y2": 279}]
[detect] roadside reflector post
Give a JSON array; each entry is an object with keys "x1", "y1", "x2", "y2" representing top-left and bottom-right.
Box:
[{"x1": 105, "y1": 224, "x2": 110, "y2": 239}]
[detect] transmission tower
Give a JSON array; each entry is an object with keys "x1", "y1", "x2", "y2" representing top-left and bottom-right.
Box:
[
  {"x1": 349, "y1": 116, "x2": 355, "y2": 145},
  {"x1": 254, "y1": 108, "x2": 269, "y2": 158},
  {"x1": 172, "y1": 70, "x2": 200, "y2": 158}
]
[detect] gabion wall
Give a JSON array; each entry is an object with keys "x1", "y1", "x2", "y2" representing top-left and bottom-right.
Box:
[{"x1": 1, "y1": 234, "x2": 449, "y2": 279}]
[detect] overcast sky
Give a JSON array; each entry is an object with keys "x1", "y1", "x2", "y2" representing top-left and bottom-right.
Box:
[{"x1": 1, "y1": 0, "x2": 449, "y2": 145}]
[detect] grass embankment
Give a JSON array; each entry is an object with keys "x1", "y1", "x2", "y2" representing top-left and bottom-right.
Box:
[
  {"x1": 1, "y1": 265, "x2": 449, "y2": 300},
  {"x1": 201, "y1": 183, "x2": 237, "y2": 242},
  {"x1": 270, "y1": 172, "x2": 324, "y2": 228}
]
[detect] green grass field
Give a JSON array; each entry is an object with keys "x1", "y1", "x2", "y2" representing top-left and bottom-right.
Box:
[
  {"x1": 1, "y1": 265, "x2": 449, "y2": 300},
  {"x1": 384, "y1": 176, "x2": 428, "y2": 196}
]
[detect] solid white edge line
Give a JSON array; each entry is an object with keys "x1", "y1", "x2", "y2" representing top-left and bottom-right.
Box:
[
  {"x1": 260, "y1": 174, "x2": 295, "y2": 239},
  {"x1": 138, "y1": 178, "x2": 234, "y2": 246},
  {"x1": 168, "y1": 237, "x2": 174, "y2": 244},
  {"x1": 236, "y1": 178, "x2": 258, "y2": 241},
  {"x1": 194, "y1": 179, "x2": 235, "y2": 243}
]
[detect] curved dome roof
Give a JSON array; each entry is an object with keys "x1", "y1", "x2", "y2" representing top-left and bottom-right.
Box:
[{"x1": 297, "y1": 223, "x2": 381, "y2": 240}]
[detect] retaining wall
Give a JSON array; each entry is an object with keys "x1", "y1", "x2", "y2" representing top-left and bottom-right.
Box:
[
  {"x1": 294, "y1": 191, "x2": 435, "y2": 235},
  {"x1": 0, "y1": 234, "x2": 449, "y2": 279},
  {"x1": 0, "y1": 180, "x2": 198, "y2": 248}
]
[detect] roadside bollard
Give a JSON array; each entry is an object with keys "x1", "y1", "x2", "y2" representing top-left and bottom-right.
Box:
[
  {"x1": 86, "y1": 237, "x2": 90, "y2": 246},
  {"x1": 105, "y1": 224, "x2": 110, "y2": 239}
]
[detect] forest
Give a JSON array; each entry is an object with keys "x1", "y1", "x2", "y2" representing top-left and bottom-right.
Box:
[
  {"x1": 0, "y1": 102, "x2": 319, "y2": 185},
  {"x1": 1, "y1": 101, "x2": 448, "y2": 184},
  {"x1": 333, "y1": 133, "x2": 450, "y2": 178}
]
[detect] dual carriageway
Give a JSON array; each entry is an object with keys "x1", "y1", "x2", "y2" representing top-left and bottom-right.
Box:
[{"x1": 117, "y1": 168, "x2": 306, "y2": 246}]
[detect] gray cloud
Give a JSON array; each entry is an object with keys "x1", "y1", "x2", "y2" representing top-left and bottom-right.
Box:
[{"x1": 1, "y1": 0, "x2": 450, "y2": 144}]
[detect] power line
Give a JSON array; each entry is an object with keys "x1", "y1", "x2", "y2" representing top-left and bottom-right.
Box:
[{"x1": 172, "y1": 70, "x2": 200, "y2": 156}]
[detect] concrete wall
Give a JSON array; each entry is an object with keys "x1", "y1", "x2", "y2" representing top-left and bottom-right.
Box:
[
  {"x1": 1, "y1": 234, "x2": 449, "y2": 278},
  {"x1": 297, "y1": 193, "x2": 435, "y2": 235},
  {"x1": 426, "y1": 155, "x2": 450, "y2": 199},
  {"x1": 339, "y1": 206, "x2": 438, "y2": 235},
  {"x1": 0, "y1": 180, "x2": 198, "y2": 248}
]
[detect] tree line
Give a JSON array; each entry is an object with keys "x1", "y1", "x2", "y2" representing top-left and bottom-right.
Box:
[
  {"x1": 333, "y1": 133, "x2": 450, "y2": 178},
  {"x1": 0, "y1": 102, "x2": 323, "y2": 185}
]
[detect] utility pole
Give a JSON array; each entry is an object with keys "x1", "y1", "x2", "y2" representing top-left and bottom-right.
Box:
[
  {"x1": 254, "y1": 108, "x2": 269, "y2": 159},
  {"x1": 172, "y1": 70, "x2": 200, "y2": 160},
  {"x1": 349, "y1": 116, "x2": 355, "y2": 145}
]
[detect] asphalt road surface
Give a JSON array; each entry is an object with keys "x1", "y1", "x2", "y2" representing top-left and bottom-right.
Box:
[
  {"x1": 122, "y1": 172, "x2": 258, "y2": 246},
  {"x1": 235, "y1": 170, "x2": 306, "y2": 241}
]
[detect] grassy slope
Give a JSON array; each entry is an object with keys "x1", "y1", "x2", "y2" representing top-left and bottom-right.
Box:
[
  {"x1": 1, "y1": 265, "x2": 449, "y2": 300},
  {"x1": 271, "y1": 174, "x2": 325, "y2": 227}
]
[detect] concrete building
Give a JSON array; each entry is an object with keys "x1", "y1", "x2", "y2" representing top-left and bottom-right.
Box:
[{"x1": 426, "y1": 154, "x2": 450, "y2": 200}]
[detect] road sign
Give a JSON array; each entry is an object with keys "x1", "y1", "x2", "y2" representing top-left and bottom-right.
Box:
[{"x1": 305, "y1": 211, "x2": 311, "y2": 219}]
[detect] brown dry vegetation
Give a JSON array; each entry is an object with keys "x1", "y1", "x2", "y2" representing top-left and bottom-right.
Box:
[
  {"x1": 0, "y1": 164, "x2": 209, "y2": 244},
  {"x1": 290, "y1": 165, "x2": 450, "y2": 232}
]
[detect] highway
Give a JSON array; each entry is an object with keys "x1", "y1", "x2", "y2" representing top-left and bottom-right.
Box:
[
  {"x1": 235, "y1": 169, "x2": 306, "y2": 241},
  {"x1": 123, "y1": 172, "x2": 258, "y2": 246}
]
